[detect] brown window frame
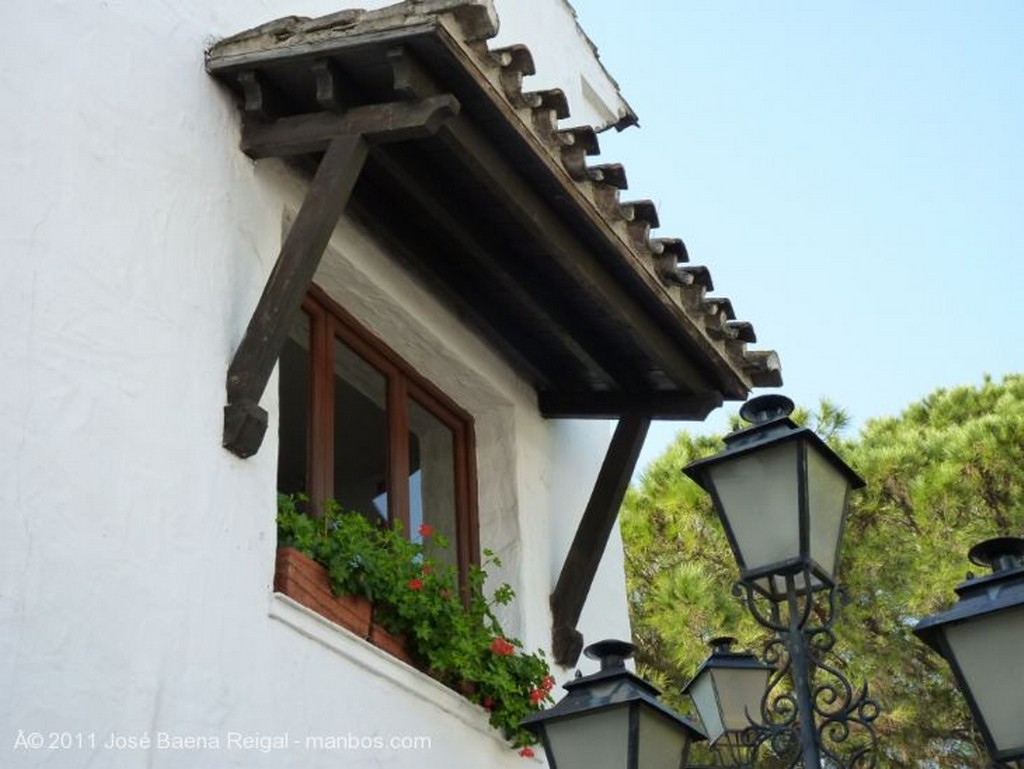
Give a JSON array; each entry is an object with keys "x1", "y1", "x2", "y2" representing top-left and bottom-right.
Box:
[{"x1": 290, "y1": 283, "x2": 479, "y2": 578}]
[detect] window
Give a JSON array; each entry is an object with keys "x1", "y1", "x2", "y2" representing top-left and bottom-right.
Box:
[{"x1": 277, "y1": 285, "x2": 479, "y2": 576}]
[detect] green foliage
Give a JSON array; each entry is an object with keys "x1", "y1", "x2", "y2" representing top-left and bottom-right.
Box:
[
  {"x1": 620, "y1": 431, "x2": 759, "y2": 705},
  {"x1": 837, "y1": 374, "x2": 1024, "y2": 765},
  {"x1": 622, "y1": 376, "x2": 1024, "y2": 767},
  {"x1": 277, "y1": 496, "x2": 553, "y2": 748}
]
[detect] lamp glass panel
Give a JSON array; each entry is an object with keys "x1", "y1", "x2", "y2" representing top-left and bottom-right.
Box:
[
  {"x1": 806, "y1": 445, "x2": 850, "y2": 582},
  {"x1": 637, "y1": 707, "x2": 692, "y2": 769},
  {"x1": 688, "y1": 671, "x2": 725, "y2": 744},
  {"x1": 714, "y1": 667, "x2": 770, "y2": 732},
  {"x1": 543, "y1": 707, "x2": 629, "y2": 769},
  {"x1": 944, "y1": 605, "x2": 1024, "y2": 753},
  {"x1": 707, "y1": 442, "x2": 800, "y2": 575},
  {"x1": 766, "y1": 572, "x2": 810, "y2": 598}
]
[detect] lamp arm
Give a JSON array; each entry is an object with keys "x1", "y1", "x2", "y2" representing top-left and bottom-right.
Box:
[
  {"x1": 737, "y1": 579, "x2": 881, "y2": 768},
  {"x1": 732, "y1": 581, "x2": 788, "y2": 633}
]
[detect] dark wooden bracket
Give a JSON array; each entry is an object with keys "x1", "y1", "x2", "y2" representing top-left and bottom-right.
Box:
[
  {"x1": 240, "y1": 95, "x2": 459, "y2": 159},
  {"x1": 550, "y1": 413, "x2": 651, "y2": 666},
  {"x1": 539, "y1": 390, "x2": 723, "y2": 420},
  {"x1": 223, "y1": 96, "x2": 461, "y2": 458}
]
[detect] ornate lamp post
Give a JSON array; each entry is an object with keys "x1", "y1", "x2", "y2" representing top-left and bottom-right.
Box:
[
  {"x1": 681, "y1": 638, "x2": 772, "y2": 768},
  {"x1": 914, "y1": 537, "x2": 1024, "y2": 768},
  {"x1": 521, "y1": 639, "x2": 705, "y2": 769},
  {"x1": 683, "y1": 394, "x2": 879, "y2": 767}
]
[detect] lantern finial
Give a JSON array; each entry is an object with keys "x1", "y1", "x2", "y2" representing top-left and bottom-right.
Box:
[
  {"x1": 709, "y1": 636, "x2": 737, "y2": 654},
  {"x1": 739, "y1": 394, "x2": 794, "y2": 425},
  {"x1": 584, "y1": 639, "x2": 634, "y2": 670},
  {"x1": 968, "y1": 537, "x2": 1024, "y2": 573},
  {"x1": 522, "y1": 638, "x2": 705, "y2": 768}
]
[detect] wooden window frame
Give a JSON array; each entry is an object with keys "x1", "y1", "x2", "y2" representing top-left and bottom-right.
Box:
[{"x1": 294, "y1": 283, "x2": 479, "y2": 577}]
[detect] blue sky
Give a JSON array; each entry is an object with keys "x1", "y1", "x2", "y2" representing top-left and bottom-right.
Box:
[{"x1": 566, "y1": 1, "x2": 1024, "y2": 475}]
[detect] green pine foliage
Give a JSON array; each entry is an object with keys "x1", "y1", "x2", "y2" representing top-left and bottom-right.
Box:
[{"x1": 621, "y1": 374, "x2": 1024, "y2": 767}]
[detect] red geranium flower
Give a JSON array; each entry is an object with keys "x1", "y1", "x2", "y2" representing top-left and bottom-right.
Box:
[
  {"x1": 490, "y1": 637, "x2": 515, "y2": 656},
  {"x1": 529, "y1": 688, "x2": 545, "y2": 705},
  {"x1": 541, "y1": 675, "x2": 556, "y2": 692},
  {"x1": 482, "y1": 696, "x2": 494, "y2": 712},
  {"x1": 518, "y1": 747, "x2": 535, "y2": 758},
  {"x1": 418, "y1": 522, "x2": 435, "y2": 538},
  {"x1": 407, "y1": 578, "x2": 424, "y2": 590}
]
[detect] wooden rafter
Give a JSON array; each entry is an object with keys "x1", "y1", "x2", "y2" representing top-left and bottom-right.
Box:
[
  {"x1": 432, "y1": 118, "x2": 715, "y2": 393},
  {"x1": 363, "y1": 147, "x2": 621, "y2": 392}
]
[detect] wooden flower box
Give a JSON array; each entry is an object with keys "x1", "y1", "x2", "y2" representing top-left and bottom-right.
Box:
[{"x1": 274, "y1": 547, "x2": 414, "y2": 665}]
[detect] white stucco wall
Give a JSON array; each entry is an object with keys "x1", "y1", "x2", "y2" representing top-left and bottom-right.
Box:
[
  {"x1": 0, "y1": 1, "x2": 636, "y2": 767},
  {"x1": 491, "y1": 0, "x2": 635, "y2": 130}
]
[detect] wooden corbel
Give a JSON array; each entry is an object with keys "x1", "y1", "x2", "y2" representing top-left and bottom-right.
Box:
[
  {"x1": 548, "y1": 394, "x2": 722, "y2": 666},
  {"x1": 223, "y1": 94, "x2": 461, "y2": 458}
]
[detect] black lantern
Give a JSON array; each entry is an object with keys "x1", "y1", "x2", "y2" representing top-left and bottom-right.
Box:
[
  {"x1": 683, "y1": 394, "x2": 865, "y2": 600},
  {"x1": 914, "y1": 537, "x2": 1024, "y2": 766},
  {"x1": 521, "y1": 639, "x2": 705, "y2": 769},
  {"x1": 681, "y1": 638, "x2": 772, "y2": 747}
]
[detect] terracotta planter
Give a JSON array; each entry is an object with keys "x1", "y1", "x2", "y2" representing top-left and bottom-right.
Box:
[
  {"x1": 426, "y1": 669, "x2": 477, "y2": 697},
  {"x1": 275, "y1": 547, "x2": 413, "y2": 664},
  {"x1": 368, "y1": 624, "x2": 415, "y2": 665}
]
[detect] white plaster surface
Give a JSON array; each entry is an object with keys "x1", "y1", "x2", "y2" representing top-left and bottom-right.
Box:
[
  {"x1": 491, "y1": 0, "x2": 635, "y2": 130},
  {"x1": 0, "y1": 1, "x2": 635, "y2": 767}
]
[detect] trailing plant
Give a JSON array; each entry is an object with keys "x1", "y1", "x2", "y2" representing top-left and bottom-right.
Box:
[{"x1": 277, "y1": 494, "x2": 553, "y2": 748}]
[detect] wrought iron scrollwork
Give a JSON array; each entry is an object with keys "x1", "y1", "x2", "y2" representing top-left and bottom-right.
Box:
[{"x1": 733, "y1": 569, "x2": 880, "y2": 768}]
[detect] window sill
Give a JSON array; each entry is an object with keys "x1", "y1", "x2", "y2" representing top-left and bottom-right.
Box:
[
  {"x1": 274, "y1": 547, "x2": 414, "y2": 664},
  {"x1": 268, "y1": 572, "x2": 497, "y2": 742}
]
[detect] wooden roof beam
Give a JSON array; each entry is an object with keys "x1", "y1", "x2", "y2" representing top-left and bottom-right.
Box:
[
  {"x1": 433, "y1": 116, "x2": 716, "y2": 394},
  {"x1": 538, "y1": 390, "x2": 722, "y2": 420},
  {"x1": 365, "y1": 147, "x2": 619, "y2": 391},
  {"x1": 381, "y1": 45, "x2": 717, "y2": 394},
  {"x1": 240, "y1": 94, "x2": 460, "y2": 158}
]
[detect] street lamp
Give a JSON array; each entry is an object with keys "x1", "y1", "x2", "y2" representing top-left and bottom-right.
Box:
[
  {"x1": 521, "y1": 639, "x2": 705, "y2": 769},
  {"x1": 914, "y1": 537, "x2": 1024, "y2": 767},
  {"x1": 681, "y1": 637, "x2": 772, "y2": 767},
  {"x1": 683, "y1": 394, "x2": 865, "y2": 600},
  {"x1": 682, "y1": 394, "x2": 878, "y2": 768}
]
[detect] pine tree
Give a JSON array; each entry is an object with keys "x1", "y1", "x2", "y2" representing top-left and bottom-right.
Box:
[{"x1": 621, "y1": 375, "x2": 1024, "y2": 767}]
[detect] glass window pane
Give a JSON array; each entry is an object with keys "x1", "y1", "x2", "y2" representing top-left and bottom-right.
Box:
[
  {"x1": 277, "y1": 311, "x2": 311, "y2": 497},
  {"x1": 408, "y1": 398, "x2": 457, "y2": 566},
  {"x1": 333, "y1": 338, "x2": 388, "y2": 524}
]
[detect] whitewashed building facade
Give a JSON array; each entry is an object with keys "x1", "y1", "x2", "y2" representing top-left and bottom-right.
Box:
[{"x1": 0, "y1": 1, "x2": 779, "y2": 767}]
